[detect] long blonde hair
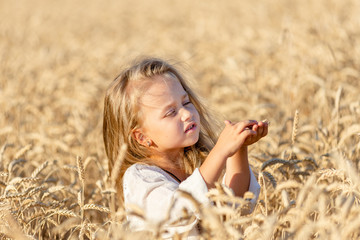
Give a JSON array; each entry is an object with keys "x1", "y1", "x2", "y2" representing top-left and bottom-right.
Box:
[{"x1": 103, "y1": 58, "x2": 218, "y2": 202}]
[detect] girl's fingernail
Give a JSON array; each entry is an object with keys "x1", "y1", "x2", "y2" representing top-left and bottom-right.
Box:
[{"x1": 262, "y1": 119, "x2": 270, "y2": 125}]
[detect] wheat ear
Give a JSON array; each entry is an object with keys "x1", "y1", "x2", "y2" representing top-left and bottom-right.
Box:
[
  {"x1": 110, "y1": 144, "x2": 127, "y2": 218},
  {"x1": 31, "y1": 160, "x2": 49, "y2": 178},
  {"x1": 289, "y1": 109, "x2": 299, "y2": 160},
  {"x1": 76, "y1": 156, "x2": 85, "y2": 223}
]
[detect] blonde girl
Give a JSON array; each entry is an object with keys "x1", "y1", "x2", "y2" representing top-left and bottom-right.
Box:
[{"x1": 103, "y1": 58, "x2": 267, "y2": 237}]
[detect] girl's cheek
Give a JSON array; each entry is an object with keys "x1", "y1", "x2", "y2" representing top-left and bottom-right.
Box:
[{"x1": 194, "y1": 109, "x2": 200, "y2": 121}]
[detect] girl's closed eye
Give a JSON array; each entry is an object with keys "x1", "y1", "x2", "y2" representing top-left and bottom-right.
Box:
[
  {"x1": 165, "y1": 108, "x2": 176, "y2": 117},
  {"x1": 183, "y1": 100, "x2": 192, "y2": 106},
  {"x1": 164, "y1": 100, "x2": 192, "y2": 118}
]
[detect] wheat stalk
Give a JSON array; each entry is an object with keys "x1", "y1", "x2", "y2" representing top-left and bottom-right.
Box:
[
  {"x1": 62, "y1": 164, "x2": 78, "y2": 172},
  {"x1": 261, "y1": 158, "x2": 290, "y2": 171},
  {"x1": 109, "y1": 144, "x2": 127, "y2": 218},
  {"x1": 258, "y1": 172, "x2": 268, "y2": 216},
  {"x1": 289, "y1": 110, "x2": 299, "y2": 160},
  {"x1": 14, "y1": 144, "x2": 32, "y2": 160},
  {"x1": 76, "y1": 156, "x2": 85, "y2": 185},
  {"x1": 334, "y1": 86, "x2": 342, "y2": 144},
  {"x1": 7, "y1": 159, "x2": 26, "y2": 179},
  {"x1": 262, "y1": 171, "x2": 277, "y2": 188},
  {"x1": 76, "y1": 156, "x2": 86, "y2": 224},
  {"x1": 9, "y1": 177, "x2": 40, "y2": 185},
  {"x1": 110, "y1": 144, "x2": 127, "y2": 187},
  {"x1": 48, "y1": 209, "x2": 79, "y2": 218},
  {"x1": 31, "y1": 160, "x2": 49, "y2": 178},
  {"x1": 0, "y1": 143, "x2": 13, "y2": 167},
  {"x1": 83, "y1": 203, "x2": 110, "y2": 213}
]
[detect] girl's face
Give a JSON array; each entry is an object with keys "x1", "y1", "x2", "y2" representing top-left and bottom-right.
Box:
[{"x1": 137, "y1": 74, "x2": 200, "y2": 155}]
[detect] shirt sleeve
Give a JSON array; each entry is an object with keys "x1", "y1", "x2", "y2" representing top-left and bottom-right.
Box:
[
  {"x1": 177, "y1": 168, "x2": 209, "y2": 204},
  {"x1": 123, "y1": 164, "x2": 208, "y2": 236}
]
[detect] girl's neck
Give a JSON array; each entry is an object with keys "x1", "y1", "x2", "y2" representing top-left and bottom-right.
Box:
[
  {"x1": 149, "y1": 149, "x2": 184, "y2": 171},
  {"x1": 150, "y1": 156, "x2": 188, "y2": 182}
]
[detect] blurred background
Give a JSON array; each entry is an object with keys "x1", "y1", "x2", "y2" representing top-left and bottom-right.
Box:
[
  {"x1": 1, "y1": 0, "x2": 359, "y2": 164},
  {"x1": 0, "y1": 0, "x2": 360, "y2": 238}
]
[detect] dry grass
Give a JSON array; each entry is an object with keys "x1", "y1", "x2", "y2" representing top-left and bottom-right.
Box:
[{"x1": 1, "y1": 0, "x2": 360, "y2": 239}]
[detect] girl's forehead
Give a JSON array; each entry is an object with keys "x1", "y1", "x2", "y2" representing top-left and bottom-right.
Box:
[{"x1": 141, "y1": 75, "x2": 185, "y2": 100}]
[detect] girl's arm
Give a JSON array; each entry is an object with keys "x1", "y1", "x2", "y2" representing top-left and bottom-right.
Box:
[
  {"x1": 198, "y1": 144, "x2": 228, "y2": 188},
  {"x1": 224, "y1": 121, "x2": 268, "y2": 197},
  {"x1": 225, "y1": 146, "x2": 250, "y2": 197},
  {"x1": 199, "y1": 120, "x2": 258, "y2": 189},
  {"x1": 199, "y1": 120, "x2": 268, "y2": 195}
]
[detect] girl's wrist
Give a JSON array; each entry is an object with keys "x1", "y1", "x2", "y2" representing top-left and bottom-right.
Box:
[
  {"x1": 227, "y1": 146, "x2": 249, "y2": 168},
  {"x1": 212, "y1": 144, "x2": 231, "y2": 161},
  {"x1": 238, "y1": 145, "x2": 248, "y2": 153}
]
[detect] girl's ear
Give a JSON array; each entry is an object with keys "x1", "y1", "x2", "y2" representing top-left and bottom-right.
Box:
[{"x1": 132, "y1": 128, "x2": 148, "y2": 146}]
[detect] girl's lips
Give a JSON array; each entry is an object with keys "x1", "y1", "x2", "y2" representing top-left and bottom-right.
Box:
[{"x1": 185, "y1": 123, "x2": 197, "y2": 133}]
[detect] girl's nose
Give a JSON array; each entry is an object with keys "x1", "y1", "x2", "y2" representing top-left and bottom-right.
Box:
[{"x1": 180, "y1": 107, "x2": 192, "y2": 122}]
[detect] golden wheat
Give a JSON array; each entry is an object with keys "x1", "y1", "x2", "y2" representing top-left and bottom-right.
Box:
[{"x1": 1, "y1": 0, "x2": 360, "y2": 239}]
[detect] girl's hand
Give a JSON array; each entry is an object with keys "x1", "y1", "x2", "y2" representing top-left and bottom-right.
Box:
[
  {"x1": 214, "y1": 120, "x2": 258, "y2": 158},
  {"x1": 243, "y1": 120, "x2": 268, "y2": 146}
]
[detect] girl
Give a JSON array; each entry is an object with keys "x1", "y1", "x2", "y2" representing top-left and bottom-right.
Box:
[{"x1": 103, "y1": 58, "x2": 267, "y2": 238}]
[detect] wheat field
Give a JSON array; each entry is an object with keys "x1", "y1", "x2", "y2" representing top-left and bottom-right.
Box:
[{"x1": 0, "y1": 0, "x2": 360, "y2": 239}]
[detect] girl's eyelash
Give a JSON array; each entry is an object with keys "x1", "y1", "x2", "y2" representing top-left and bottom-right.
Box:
[
  {"x1": 165, "y1": 109, "x2": 176, "y2": 117},
  {"x1": 165, "y1": 101, "x2": 191, "y2": 117}
]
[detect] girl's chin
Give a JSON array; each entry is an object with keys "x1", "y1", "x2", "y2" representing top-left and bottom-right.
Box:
[{"x1": 185, "y1": 138, "x2": 200, "y2": 148}]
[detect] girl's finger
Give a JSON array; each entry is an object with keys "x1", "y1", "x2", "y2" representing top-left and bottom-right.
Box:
[
  {"x1": 262, "y1": 124, "x2": 268, "y2": 136},
  {"x1": 237, "y1": 120, "x2": 258, "y2": 132},
  {"x1": 243, "y1": 129, "x2": 256, "y2": 139},
  {"x1": 257, "y1": 124, "x2": 264, "y2": 136},
  {"x1": 224, "y1": 120, "x2": 235, "y2": 128},
  {"x1": 245, "y1": 130, "x2": 258, "y2": 145}
]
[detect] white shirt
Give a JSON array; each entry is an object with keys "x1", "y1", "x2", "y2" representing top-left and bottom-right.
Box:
[{"x1": 123, "y1": 163, "x2": 260, "y2": 238}]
